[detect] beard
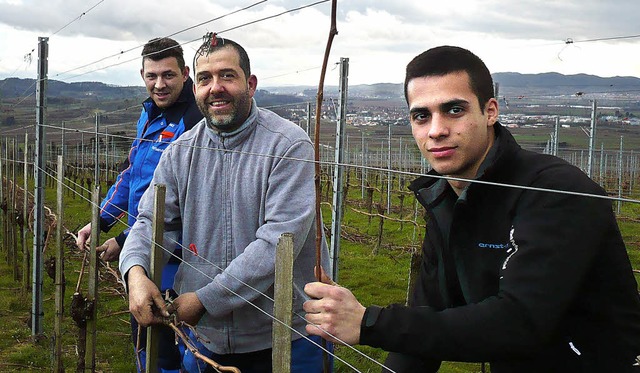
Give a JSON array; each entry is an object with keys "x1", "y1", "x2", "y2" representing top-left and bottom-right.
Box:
[{"x1": 198, "y1": 90, "x2": 252, "y2": 132}]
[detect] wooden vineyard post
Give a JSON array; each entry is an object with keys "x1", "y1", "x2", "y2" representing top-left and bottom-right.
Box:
[
  {"x1": 272, "y1": 233, "x2": 294, "y2": 373},
  {"x1": 146, "y1": 184, "x2": 166, "y2": 373},
  {"x1": 85, "y1": 185, "x2": 100, "y2": 370}
]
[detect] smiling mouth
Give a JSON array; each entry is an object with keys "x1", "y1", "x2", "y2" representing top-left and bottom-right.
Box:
[
  {"x1": 429, "y1": 146, "x2": 456, "y2": 157},
  {"x1": 208, "y1": 100, "x2": 231, "y2": 108}
]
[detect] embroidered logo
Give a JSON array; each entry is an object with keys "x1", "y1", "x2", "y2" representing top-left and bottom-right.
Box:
[
  {"x1": 158, "y1": 130, "x2": 175, "y2": 142},
  {"x1": 477, "y1": 243, "x2": 509, "y2": 249}
]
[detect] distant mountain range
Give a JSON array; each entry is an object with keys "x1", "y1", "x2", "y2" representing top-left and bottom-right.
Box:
[
  {"x1": 492, "y1": 72, "x2": 640, "y2": 96},
  {"x1": 266, "y1": 73, "x2": 640, "y2": 98},
  {"x1": 0, "y1": 77, "x2": 147, "y2": 100},
  {"x1": 1, "y1": 72, "x2": 640, "y2": 102}
]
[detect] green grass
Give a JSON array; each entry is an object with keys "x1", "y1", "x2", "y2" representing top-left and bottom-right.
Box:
[
  {"x1": 509, "y1": 125, "x2": 640, "y2": 151},
  {"x1": 327, "y1": 174, "x2": 640, "y2": 372},
  {"x1": 0, "y1": 175, "x2": 135, "y2": 372},
  {"x1": 0, "y1": 169, "x2": 639, "y2": 372}
]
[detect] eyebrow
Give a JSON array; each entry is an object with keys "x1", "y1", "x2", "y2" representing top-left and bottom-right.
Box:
[
  {"x1": 410, "y1": 98, "x2": 470, "y2": 114},
  {"x1": 145, "y1": 69, "x2": 176, "y2": 76},
  {"x1": 195, "y1": 68, "x2": 238, "y2": 77},
  {"x1": 218, "y1": 68, "x2": 239, "y2": 75},
  {"x1": 440, "y1": 99, "x2": 469, "y2": 111}
]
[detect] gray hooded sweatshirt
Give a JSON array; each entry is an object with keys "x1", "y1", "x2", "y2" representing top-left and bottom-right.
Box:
[{"x1": 119, "y1": 100, "x2": 330, "y2": 354}]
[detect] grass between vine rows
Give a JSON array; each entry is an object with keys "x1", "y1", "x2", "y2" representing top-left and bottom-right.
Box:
[{"x1": 0, "y1": 174, "x2": 638, "y2": 372}]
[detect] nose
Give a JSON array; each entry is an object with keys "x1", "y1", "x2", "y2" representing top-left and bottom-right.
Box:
[
  {"x1": 428, "y1": 114, "x2": 449, "y2": 139},
  {"x1": 209, "y1": 78, "x2": 225, "y2": 94},
  {"x1": 154, "y1": 76, "x2": 166, "y2": 90}
]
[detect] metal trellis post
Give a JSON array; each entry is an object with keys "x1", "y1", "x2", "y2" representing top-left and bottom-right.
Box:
[
  {"x1": 32, "y1": 36, "x2": 48, "y2": 336},
  {"x1": 54, "y1": 154, "x2": 65, "y2": 372},
  {"x1": 553, "y1": 116, "x2": 559, "y2": 156},
  {"x1": 22, "y1": 133, "x2": 29, "y2": 294},
  {"x1": 586, "y1": 100, "x2": 597, "y2": 178},
  {"x1": 330, "y1": 57, "x2": 349, "y2": 281},
  {"x1": 94, "y1": 113, "x2": 100, "y2": 187},
  {"x1": 617, "y1": 136, "x2": 623, "y2": 215}
]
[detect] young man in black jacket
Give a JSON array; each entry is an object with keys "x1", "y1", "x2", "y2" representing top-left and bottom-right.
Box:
[{"x1": 303, "y1": 46, "x2": 640, "y2": 372}]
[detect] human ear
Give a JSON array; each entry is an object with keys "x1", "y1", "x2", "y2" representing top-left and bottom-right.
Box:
[{"x1": 485, "y1": 98, "x2": 499, "y2": 126}]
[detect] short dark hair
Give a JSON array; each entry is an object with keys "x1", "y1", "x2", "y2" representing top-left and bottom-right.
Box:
[
  {"x1": 141, "y1": 37, "x2": 186, "y2": 71},
  {"x1": 193, "y1": 34, "x2": 251, "y2": 79},
  {"x1": 404, "y1": 46, "x2": 494, "y2": 111}
]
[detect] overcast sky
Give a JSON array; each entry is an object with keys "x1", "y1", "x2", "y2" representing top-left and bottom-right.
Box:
[{"x1": 1, "y1": 0, "x2": 639, "y2": 88}]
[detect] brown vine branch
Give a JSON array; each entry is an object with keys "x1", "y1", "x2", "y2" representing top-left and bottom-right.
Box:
[
  {"x1": 99, "y1": 309, "x2": 130, "y2": 319},
  {"x1": 314, "y1": 0, "x2": 338, "y2": 280},
  {"x1": 167, "y1": 322, "x2": 241, "y2": 373},
  {"x1": 75, "y1": 250, "x2": 88, "y2": 294},
  {"x1": 66, "y1": 230, "x2": 127, "y2": 293},
  {"x1": 312, "y1": 3, "x2": 338, "y2": 372},
  {"x1": 349, "y1": 206, "x2": 423, "y2": 228}
]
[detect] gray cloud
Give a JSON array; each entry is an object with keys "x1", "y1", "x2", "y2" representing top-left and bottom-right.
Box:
[
  {"x1": 1, "y1": 0, "x2": 639, "y2": 86},
  {"x1": 3, "y1": 1, "x2": 638, "y2": 45},
  {"x1": 426, "y1": 1, "x2": 640, "y2": 41}
]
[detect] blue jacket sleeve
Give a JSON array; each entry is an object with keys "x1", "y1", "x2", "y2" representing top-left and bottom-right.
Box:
[
  {"x1": 99, "y1": 112, "x2": 146, "y2": 232},
  {"x1": 99, "y1": 142, "x2": 136, "y2": 231}
]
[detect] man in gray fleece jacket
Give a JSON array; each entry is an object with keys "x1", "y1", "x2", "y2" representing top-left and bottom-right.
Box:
[{"x1": 119, "y1": 35, "x2": 330, "y2": 372}]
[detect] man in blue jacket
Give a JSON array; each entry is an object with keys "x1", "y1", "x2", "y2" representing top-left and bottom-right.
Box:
[
  {"x1": 76, "y1": 37, "x2": 202, "y2": 372},
  {"x1": 303, "y1": 46, "x2": 640, "y2": 372}
]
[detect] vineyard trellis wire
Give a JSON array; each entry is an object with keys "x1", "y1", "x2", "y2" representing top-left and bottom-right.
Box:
[
  {"x1": 1, "y1": 0, "x2": 638, "y2": 371},
  {"x1": 0, "y1": 142, "x2": 388, "y2": 373},
  {"x1": 0, "y1": 108, "x2": 639, "y2": 370}
]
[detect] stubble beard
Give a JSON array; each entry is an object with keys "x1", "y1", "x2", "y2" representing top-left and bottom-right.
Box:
[{"x1": 199, "y1": 90, "x2": 251, "y2": 132}]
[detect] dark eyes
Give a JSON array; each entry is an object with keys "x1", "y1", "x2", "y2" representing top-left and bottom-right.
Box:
[
  {"x1": 196, "y1": 73, "x2": 235, "y2": 84},
  {"x1": 197, "y1": 75, "x2": 211, "y2": 83},
  {"x1": 411, "y1": 106, "x2": 465, "y2": 122},
  {"x1": 145, "y1": 73, "x2": 177, "y2": 80},
  {"x1": 412, "y1": 112, "x2": 430, "y2": 121},
  {"x1": 448, "y1": 106, "x2": 464, "y2": 115}
]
